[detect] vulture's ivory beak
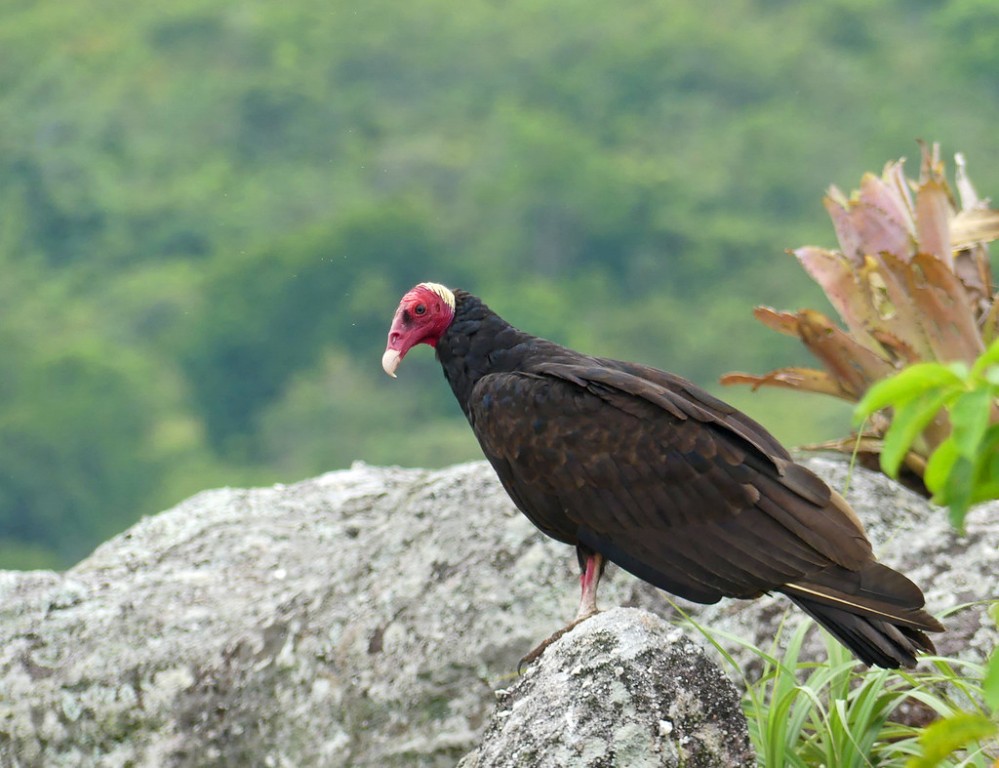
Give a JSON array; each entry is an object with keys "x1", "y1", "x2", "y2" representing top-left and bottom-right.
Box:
[{"x1": 382, "y1": 349, "x2": 402, "y2": 378}]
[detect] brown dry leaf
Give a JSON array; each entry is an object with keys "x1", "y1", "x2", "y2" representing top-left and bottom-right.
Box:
[
  {"x1": 919, "y1": 140, "x2": 946, "y2": 184},
  {"x1": 951, "y1": 207, "x2": 999, "y2": 249},
  {"x1": 983, "y1": 296, "x2": 999, "y2": 345},
  {"x1": 799, "y1": 436, "x2": 929, "y2": 481},
  {"x1": 719, "y1": 367, "x2": 851, "y2": 398},
  {"x1": 799, "y1": 434, "x2": 885, "y2": 455},
  {"x1": 795, "y1": 310, "x2": 896, "y2": 398},
  {"x1": 854, "y1": 170, "x2": 915, "y2": 258},
  {"x1": 954, "y1": 152, "x2": 980, "y2": 208},
  {"x1": 751, "y1": 306, "x2": 801, "y2": 337},
  {"x1": 952, "y1": 242, "x2": 994, "y2": 314},
  {"x1": 868, "y1": 329, "x2": 922, "y2": 365},
  {"x1": 914, "y1": 178, "x2": 953, "y2": 269},
  {"x1": 794, "y1": 247, "x2": 883, "y2": 349},
  {"x1": 823, "y1": 189, "x2": 864, "y2": 263},
  {"x1": 904, "y1": 252, "x2": 986, "y2": 363},
  {"x1": 951, "y1": 206, "x2": 999, "y2": 311},
  {"x1": 884, "y1": 159, "x2": 916, "y2": 222},
  {"x1": 868, "y1": 253, "x2": 937, "y2": 360}
]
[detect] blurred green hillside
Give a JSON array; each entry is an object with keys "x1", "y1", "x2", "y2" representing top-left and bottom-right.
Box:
[{"x1": 1, "y1": 0, "x2": 996, "y2": 568}]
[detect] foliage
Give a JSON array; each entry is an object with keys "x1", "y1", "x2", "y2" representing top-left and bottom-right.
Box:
[
  {"x1": 856, "y1": 339, "x2": 999, "y2": 530},
  {"x1": 679, "y1": 605, "x2": 999, "y2": 767},
  {"x1": 910, "y1": 714, "x2": 998, "y2": 768},
  {"x1": 3, "y1": 0, "x2": 999, "y2": 566},
  {"x1": 903, "y1": 604, "x2": 999, "y2": 768},
  {"x1": 851, "y1": 337, "x2": 999, "y2": 765},
  {"x1": 723, "y1": 145, "x2": 999, "y2": 493},
  {"x1": 0, "y1": 336, "x2": 162, "y2": 563}
]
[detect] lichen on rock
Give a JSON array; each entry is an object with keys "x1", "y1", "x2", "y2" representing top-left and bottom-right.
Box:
[{"x1": 458, "y1": 607, "x2": 754, "y2": 767}]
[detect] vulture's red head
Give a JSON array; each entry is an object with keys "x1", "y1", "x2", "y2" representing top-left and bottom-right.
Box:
[{"x1": 382, "y1": 282, "x2": 456, "y2": 377}]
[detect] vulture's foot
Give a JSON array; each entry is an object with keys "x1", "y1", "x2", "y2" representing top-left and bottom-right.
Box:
[{"x1": 517, "y1": 610, "x2": 601, "y2": 674}]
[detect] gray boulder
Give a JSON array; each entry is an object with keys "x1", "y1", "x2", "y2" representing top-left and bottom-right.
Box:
[
  {"x1": 457, "y1": 608, "x2": 753, "y2": 768},
  {"x1": 0, "y1": 456, "x2": 994, "y2": 767}
]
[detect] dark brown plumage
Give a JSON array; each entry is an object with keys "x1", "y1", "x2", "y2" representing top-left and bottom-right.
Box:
[{"x1": 383, "y1": 283, "x2": 944, "y2": 668}]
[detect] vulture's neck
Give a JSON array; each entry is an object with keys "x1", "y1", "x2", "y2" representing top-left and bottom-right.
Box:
[{"x1": 436, "y1": 290, "x2": 541, "y2": 416}]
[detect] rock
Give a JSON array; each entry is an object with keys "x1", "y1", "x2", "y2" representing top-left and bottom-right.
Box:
[
  {"x1": 0, "y1": 456, "x2": 994, "y2": 766},
  {"x1": 0, "y1": 461, "x2": 643, "y2": 768},
  {"x1": 457, "y1": 607, "x2": 754, "y2": 768}
]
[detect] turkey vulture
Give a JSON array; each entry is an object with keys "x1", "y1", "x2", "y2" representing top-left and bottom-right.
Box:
[{"x1": 382, "y1": 282, "x2": 944, "y2": 668}]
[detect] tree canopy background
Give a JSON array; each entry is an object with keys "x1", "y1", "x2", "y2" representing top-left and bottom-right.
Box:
[{"x1": 1, "y1": 0, "x2": 997, "y2": 568}]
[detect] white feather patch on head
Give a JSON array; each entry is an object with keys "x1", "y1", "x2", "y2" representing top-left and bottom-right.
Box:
[{"x1": 417, "y1": 282, "x2": 456, "y2": 310}]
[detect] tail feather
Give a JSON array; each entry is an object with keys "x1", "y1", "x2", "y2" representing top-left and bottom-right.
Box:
[
  {"x1": 785, "y1": 592, "x2": 937, "y2": 668},
  {"x1": 780, "y1": 561, "x2": 944, "y2": 669}
]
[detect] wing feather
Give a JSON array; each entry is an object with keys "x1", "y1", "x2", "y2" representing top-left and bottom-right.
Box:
[{"x1": 468, "y1": 364, "x2": 876, "y2": 604}]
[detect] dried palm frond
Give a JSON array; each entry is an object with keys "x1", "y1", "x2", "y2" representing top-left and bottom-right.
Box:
[{"x1": 722, "y1": 143, "x2": 999, "y2": 491}]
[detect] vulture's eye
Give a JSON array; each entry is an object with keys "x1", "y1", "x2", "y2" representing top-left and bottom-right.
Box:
[{"x1": 415, "y1": 304, "x2": 427, "y2": 316}]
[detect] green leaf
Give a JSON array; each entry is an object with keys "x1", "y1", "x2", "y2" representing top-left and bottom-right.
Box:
[
  {"x1": 968, "y1": 426, "x2": 999, "y2": 505},
  {"x1": 907, "y1": 712, "x2": 998, "y2": 768},
  {"x1": 947, "y1": 387, "x2": 993, "y2": 459},
  {"x1": 854, "y1": 363, "x2": 963, "y2": 424},
  {"x1": 981, "y1": 425, "x2": 999, "y2": 476},
  {"x1": 925, "y1": 437, "x2": 975, "y2": 530},
  {"x1": 984, "y1": 649, "x2": 999, "y2": 712},
  {"x1": 944, "y1": 361, "x2": 971, "y2": 380},
  {"x1": 879, "y1": 390, "x2": 952, "y2": 477},
  {"x1": 942, "y1": 458, "x2": 974, "y2": 531},
  {"x1": 924, "y1": 437, "x2": 958, "y2": 497},
  {"x1": 970, "y1": 336, "x2": 999, "y2": 378}
]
